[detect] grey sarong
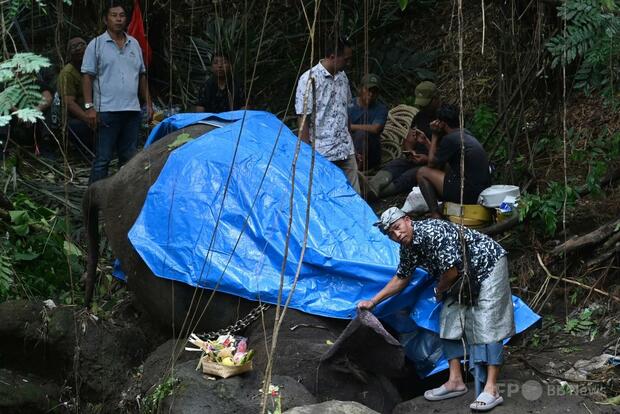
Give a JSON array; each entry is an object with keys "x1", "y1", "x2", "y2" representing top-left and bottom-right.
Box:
[{"x1": 439, "y1": 255, "x2": 515, "y2": 344}]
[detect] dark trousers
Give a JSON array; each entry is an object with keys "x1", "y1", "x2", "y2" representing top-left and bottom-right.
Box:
[
  {"x1": 68, "y1": 117, "x2": 94, "y2": 152},
  {"x1": 89, "y1": 111, "x2": 141, "y2": 184},
  {"x1": 382, "y1": 158, "x2": 422, "y2": 193},
  {"x1": 352, "y1": 130, "x2": 381, "y2": 171}
]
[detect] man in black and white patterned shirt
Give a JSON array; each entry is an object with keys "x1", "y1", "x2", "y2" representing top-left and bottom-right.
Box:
[
  {"x1": 295, "y1": 36, "x2": 360, "y2": 193},
  {"x1": 358, "y1": 207, "x2": 515, "y2": 412}
]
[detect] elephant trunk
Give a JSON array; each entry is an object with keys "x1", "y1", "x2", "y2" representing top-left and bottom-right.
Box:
[{"x1": 82, "y1": 183, "x2": 101, "y2": 307}]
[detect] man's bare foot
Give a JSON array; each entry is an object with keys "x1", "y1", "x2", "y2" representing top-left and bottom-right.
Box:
[
  {"x1": 443, "y1": 379, "x2": 467, "y2": 392},
  {"x1": 483, "y1": 384, "x2": 499, "y2": 397}
]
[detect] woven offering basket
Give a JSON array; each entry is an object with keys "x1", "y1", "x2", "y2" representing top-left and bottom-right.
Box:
[{"x1": 200, "y1": 356, "x2": 253, "y2": 378}]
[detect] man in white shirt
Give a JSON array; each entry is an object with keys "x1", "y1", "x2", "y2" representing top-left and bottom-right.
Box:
[{"x1": 295, "y1": 36, "x2": 360, "y2": 193}]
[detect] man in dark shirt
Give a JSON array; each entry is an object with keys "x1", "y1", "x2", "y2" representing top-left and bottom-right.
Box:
[
  {"x1": 416, "y1": 103, "x2": 491, "y2": 218},
  {"x1": 348, "y1": 73, "x2": 388, "y2": 171},
  {"x1": 366, "y1": 81, "x2": 440, "y2": 200},
  {"x1": 195, "y1": 53, "x2": 245, "y2": 113}
]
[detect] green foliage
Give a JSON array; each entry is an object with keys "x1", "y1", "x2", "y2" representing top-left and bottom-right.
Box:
[
  {"x1": 167, "y1": 133, "x2": 194, "y2": 150},
  {"x1": 0, "y1": 253, "x2": 13, "y2": 298},
  {"x1": 564, "y1": 307, "x2": 598, "y2": 340},
  {"x1": 519, "y1": 181, "x2": 579, "y2": 236},
  {"x1": 141, "y1": 376, "x2": 179, "y2": 414},
  {"x1": 469, "y1": 104, "x2": 507, "y2": 158},
  {"x1": 2, "y1": 0, "x2": 73, "y2": 21},
  {"x1": 0, "y1": 53, "x2": 51, "y2": 127},
  {"x1": 570, "y1": 128, "x2": 620, "y2": 194},
  {"x1": 0, "y1": 194, "x2": 84, "y2": 302},
  {"x1": 175, "y1": 1, "x2": 437, "y2": 111},
  {"x1": 469, "y1": 105, "x2": 497, "y2": 140},
  {"x1": 396, "y1": 0, "x2": 437, "y2": 9},
  {"x1": 546, "y1": 0, "x2": 620, "y2": 99}
]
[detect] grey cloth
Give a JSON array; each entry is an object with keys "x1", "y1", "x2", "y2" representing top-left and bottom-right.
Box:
[
  {"x1": 81, "y1": 31, "x2": 146, "y2": 112},
  {"x1": 321, "y1": 309, "x2": 405, "y2": 378},
  {"x1": 439, "y1": 255, "x2": 515, "y2": 344}
]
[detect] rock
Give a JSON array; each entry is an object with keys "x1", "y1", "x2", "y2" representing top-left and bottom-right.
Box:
[
  {"x1": 0, "y1": 299, "x2": 161, "y2": 411},
  {"x1": 283, "y1": 400, "x2": 380, "y2": 414},
  {"x1": 0, "y1": 368, "x2": 60, "y2": 413},
  {"x1": 563, "y1": 354, "x2": 615, "y2": 382},
  {"x1": 157, "y1": 360, "x2": 316, "y2": 413},
  {"x1": 245, "y1": 308, "x2": 403, "y2": 413},
  {"x1": 140, "y1": 338, "x2": 196, "y2": 395},
  {"x1": 0, "y1": 300, "x2": 44, "y2": 338}
]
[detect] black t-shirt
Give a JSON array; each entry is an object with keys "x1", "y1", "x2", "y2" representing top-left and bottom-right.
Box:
[
  {"x1": 435, "y1": 129, "x2": 491, "y2": 196},
  {"x1": 196, "y1": 78, "x2": 245, "y2": 113}
]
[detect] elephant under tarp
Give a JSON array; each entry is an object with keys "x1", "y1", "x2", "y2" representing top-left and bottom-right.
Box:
[{"x1": 114, "y1": 111, "x2": 539, "y2": 377}]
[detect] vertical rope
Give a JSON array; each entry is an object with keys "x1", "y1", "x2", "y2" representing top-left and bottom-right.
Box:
[
  {"x1": 456, "y1": 0, "x2": 471, "y2": 380},
  {"x1": 184, "y1": 0, "x2": 195, "y2": 111},
  {"x1": 168, "y1": 0, "x2": 172, "y2": 109},
  {"x1": 481, "y1": 0, "x2": 485, "y2": 55},
  {"x1": 561, "y1": 0, "x2": 568, "y2": 322},
  {"x1": 259, "y1": 1, "x2": 319, "y2": 411}
]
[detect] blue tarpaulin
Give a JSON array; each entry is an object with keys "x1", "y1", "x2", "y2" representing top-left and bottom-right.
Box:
[{"x1": 128, "y1": 111, "x2": 540, "y2": 377}]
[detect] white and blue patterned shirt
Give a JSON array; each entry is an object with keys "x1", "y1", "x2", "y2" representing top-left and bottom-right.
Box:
[
  {"x1": 295, "y1": 61, "x2": 354, "y2": 162},
  {"x1": 396, "y1": 219, "x2": 506, "y2": 283}
]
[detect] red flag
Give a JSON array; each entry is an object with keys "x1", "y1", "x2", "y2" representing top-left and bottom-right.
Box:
[{"x1": 128, "y1": 0, "x2": 152, "y2": 67}]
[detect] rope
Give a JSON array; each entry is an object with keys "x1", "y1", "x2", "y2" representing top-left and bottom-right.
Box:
[
  {"x1": 379, "y1": 104, "x2": 418, "y2": 164},
  {"x1": 455, "y1": 0, "x2": 472, "y2": 385},
  {"x1": 259, "y1": 1, "x2": 320, "y2": 411}
]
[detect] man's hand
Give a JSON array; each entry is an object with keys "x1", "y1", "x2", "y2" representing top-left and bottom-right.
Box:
[
  {"x1": 85, "y1": 108, "x2": 97, "y2": 130},
  {"x1": 357, "y1": 300, "x2": 376, "y2": 311},
  {"x1": 430, "y1": 120, "x2": 443, "y2": 134},
  {"x1": 411, "y1": 153, "x2": 428, "y2": 164},
  {"x1": 414, "y1": 129, "x2": 431, "y2": 147},
  {"x1": 146, "y1": 102, "x2": 153, "y2": 123}
]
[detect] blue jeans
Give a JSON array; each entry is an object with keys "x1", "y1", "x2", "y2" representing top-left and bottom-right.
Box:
[{"x1": 89, "y1": 111, "x2": 141, "y2": 183}]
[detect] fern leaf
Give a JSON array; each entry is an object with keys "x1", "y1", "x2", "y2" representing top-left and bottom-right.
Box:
[{"x1": 12, "y1": 108, "x2": 44, "y2": 124}]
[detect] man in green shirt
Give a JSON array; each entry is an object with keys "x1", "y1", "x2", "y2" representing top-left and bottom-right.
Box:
[{"x1": 57, "y1": 37, "x2": 93, "y2": 154}]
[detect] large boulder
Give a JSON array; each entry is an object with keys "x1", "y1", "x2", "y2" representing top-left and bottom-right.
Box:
[
  {"x1": 283, "y1": 400, "x2": 380, "y2": 414},
  {"x1": 0, "y1": 369, "x2": 60, "y2": 414},
  {"x1": 156, "y1": 359, "x2": 316, "y2": 413},
  {"x1": 0, "y1": 299, "x2": 160, "y2": 411},
  {"x1": 245, "y1": 308, "x2": 403, "y2": 413}
]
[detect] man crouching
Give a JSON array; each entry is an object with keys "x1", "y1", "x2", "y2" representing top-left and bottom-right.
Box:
[{"x1": 358, "y1": 207, "x2": 515, "y2": 412}]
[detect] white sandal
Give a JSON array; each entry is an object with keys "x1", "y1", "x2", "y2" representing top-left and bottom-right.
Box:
[
  {"x1": 470, "y1": 391, "x2": 504, "y2": 411},
  {"x1": 424, "y1": 384, "x2": 468, "y2": 401}
]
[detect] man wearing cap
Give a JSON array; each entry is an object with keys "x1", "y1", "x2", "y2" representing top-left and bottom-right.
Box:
[
  {"x1": 348, "y1": 73, "x2": 388, "y2": 171},
  {"x1": 295, "y1": 36, "x2": 360, "y2": 193},
  {"x1": 58, "y1": 37, "x2": 93, "y2": 153},
  {"x1": 366, "y1": 81, "x2": 440, "y2": 200},
  {"x1": 358, "y1": 207, "x2": 514, "y2": 411}
]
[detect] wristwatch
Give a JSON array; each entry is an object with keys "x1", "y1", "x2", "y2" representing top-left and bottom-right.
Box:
[{"x1": 84, "y1": 103, "x2": 94, "y2": 110}]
